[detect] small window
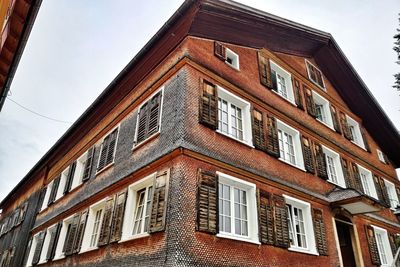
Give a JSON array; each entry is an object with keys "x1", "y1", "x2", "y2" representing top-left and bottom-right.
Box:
[
  {"x1": 225, "y1": 48, "x2": 239, "y2": 70},
  {"x1": 216, "y1": 172, "x2": 259, "y2": 244},
  {"x1": 312, "y1": 91, "x2": 333, "y2": 129},
  {"x1": 322, "y1": 146, "x2": 346, "y2": 187},
  {"x1": 41, "y1": 182, "x2": 53, "y2": 211},
  {"x1": 70, "y1": 152, "x2": 88, "y2": 190},
  {"x1": 80, "y1": 200, "x2": 106, "y2": 251},
  {"x1": 277, "y1": 120, "x2": 305, "y2": 170},
  {"x1": 384, "y1": 180, "x2": 399, "y2": 209},
  {"x1": 377, "y1": 150, "x2": 386, "y2": 163},
  {"x1": 305, "y1": 60, "x2": 325, "y2": 90},
  {"x1": 372, "y1": 225, "x2": 394, "y2": 266},
  {"x1": 346, "y1": 116, "x2": 365, "y2": 149},
  {"x1": 26, "y1": 233, "x2": 40, "y2": 266},
  {"x1": 284, "y1": 195, "x2": 318, "y2": 254},
  {"x1": 97, "y1": 127, "x2": 119, "y2": 172},
  {"x1": 53, "y1": 215, "x2": 74, "y2": 260},
  {"x1": 357, "y1": 165, "x2": 378, "y2": 199},
  {"x1": 38, "y1": 223, "x2": 58, "y2": 264},
  {"x1": 121, "y1": 174, "x2": 154, "y2": 241},
  {"x1": 217, "y1": 86, "x2": 252, "y2": 146},
  {"x1": 55, "y1": 167, "x2": 70, "y2": 200},
  {"x1": 270, "y1": 61, "x2": 296, "y2": 104}
]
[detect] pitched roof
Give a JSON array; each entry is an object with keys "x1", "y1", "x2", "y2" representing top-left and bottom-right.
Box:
[{"x1": 1, "y1": 0, "x2": 399, "y2": 207}]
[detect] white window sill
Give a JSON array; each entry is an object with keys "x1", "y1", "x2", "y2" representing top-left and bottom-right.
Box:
[
  {"x1": 288, "y1": 246, "x2": 319, "y2": 256},
  {"x1": 350, "y1": 140, "x2": 367, "y2": 151},
  {"x1": 79, "y1": 247, "x2": 98, "y2": 255},
  {"x1": 216, "y1": 130, "x2": 254, "y2": 149},
  {"x1": 132, "y1": 131, "x2": 160, "y2": 151},
  {"x1": 119, "y1": 233, "x2": 150, "y2": 243},
  {"x1": 271, "y1": 90, "x2": 297, "y2": 107},
  {"x1": 327, "y1": 179, "x2": 346, "y2": 189},
  {"x1": 316, "y1": 118, "x2": 335, "y2": 132},
  {"x1": 95, "y1": 162, "x2": 115, "y2": 176},
  {"x1": 216, "y1": 233, "x2": 260, "y2": 245},
  {"x1": 225, "y1": 61, "x2": 240, "y2": 71},
  {"x1": 37, "y1": 260, "x2": 47, "y2": 265},
  {"x1": 278, "y1": 158, "x2": 306, "y2": 172},
  {"x1": 52, "y1": 255, "x2": 65, "y2": 261}
]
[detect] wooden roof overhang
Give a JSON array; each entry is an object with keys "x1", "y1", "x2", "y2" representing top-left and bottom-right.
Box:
[
  {"x1": 0, "y1": 0, "x2": 42, "y2": 111},
  {"x1": 1, "y1": 0, "x2": 399, "y2": 207}
]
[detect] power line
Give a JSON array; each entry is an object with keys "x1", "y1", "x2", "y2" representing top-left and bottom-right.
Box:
[{"x1": 6, "y1": 97, "x2": 73, "y2": 124}]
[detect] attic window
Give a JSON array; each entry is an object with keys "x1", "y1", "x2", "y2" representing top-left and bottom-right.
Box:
[
  {"x1": 214, "y1": 42, "x2": 240, "y2": 70},
  {"x1": 305, "y1": 60, "x2": 325, "y2": 90}
]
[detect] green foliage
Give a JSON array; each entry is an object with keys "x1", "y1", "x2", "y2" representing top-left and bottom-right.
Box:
[{"x1": 394, "y1": 14, "x2": 400, "y2": 91}]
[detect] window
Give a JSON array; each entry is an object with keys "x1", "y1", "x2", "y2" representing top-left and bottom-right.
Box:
[
  {"x1": 312, "y1": 91, "x2": 333, "y2": 129},
  {"x1": 97, "y1": 127, "x2": 119, "y2": 172},
  {"x1": 121, "y1": 174, "x2": 154, "y2": 241},
  {"x1": 270, "y1": 61, "x2": 296, "y2": 104},
  {"x1": 26, "y1": 233, "x2": 40, "y2": 266},
  {"x1": 134, "y1": 89, "x2": 163, "y2": 146},
  {"x1": 55, "y1": 167, "x2": 70, "y2": 200},
  {"x1": 216, "y1": 172, "x2": 259, "y2": 244},
  {"x1": 70, "y1": 152, "x2": 88, "y2": 190},
  {"x1": 277, "y1": 120, "x2": 305, "y2": 170},
  {"x1": 384, "y1": 180, "x2": 399, "y2": 209},
  {"x1": 38, "y1": 224, "x2": 58, "y2": 264},
  {"x1": 80, "y1": 200, "x2": 105, "y2": 251},
  {"x1": 346, "y1": 116, "x2": 365, "y2": 149},
  {"x1": 284, "y1": 195, "x2": 318, "y2": 255},
  {"x1": 322, "y1": 146, "x2": 346, "y2": 187},
  {"x1": 225, "y1": 48, "x2": 239, "y2": 70},
  {"x1": 377, "y1": 150, "x2": 386, "y2": 163},
  {"x1": 372, "y1": 225, "x2": 394, "y2": 266},
  {"x1": 53, "y1": 216, "x2": 74, "y2": 260},
  {"x1": 217, "y1": 86, "x2": 252, "y2": 146},
  {"x1": 305, "y1": 60, "x2": 325, "y2": 89},
  {"x1": 41, "y1": 181, "x2": 53, "y2": 211},
  {"x1": 358, "y1": 165, "x2": 378, "y2": 199}
]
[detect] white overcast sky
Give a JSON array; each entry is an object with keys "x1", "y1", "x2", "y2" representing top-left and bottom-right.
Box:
[{"x1": 0, "y1": 0, "x2": 399, "y2": 202}]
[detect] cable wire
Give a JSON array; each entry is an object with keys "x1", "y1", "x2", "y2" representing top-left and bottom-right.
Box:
[{"x1": 6, "y1": 97, "x2": 73, "y2": 124}]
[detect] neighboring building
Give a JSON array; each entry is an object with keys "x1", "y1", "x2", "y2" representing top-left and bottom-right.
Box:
[
  {"x1": 0, "y1": 0, "x2": 400, "y2": 266},
  {"x1": 0, "y1": 0, "x2": 42, "y2": 111}
]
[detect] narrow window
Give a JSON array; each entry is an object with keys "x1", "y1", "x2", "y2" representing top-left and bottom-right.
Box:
[
  {"x1": 132, "y1": 186, "x2": 153, "y2": 235},
  {"x1": 305, "y1": 60, "x2": 325, "y2": 89},
  {"x1": 287, "y1": 204, "x2": 307, "y2": 248},
  {"x1": 90, "y1": 210, "x2": 103, "y2": 247},
  {"x1": 270, "y1": 61, "x2": 296, "y2": 104},
  {"x1": 358, "y1": 165, "x2": 378, "y2": 199},
  {"x1": 277, "y1": 120, "x2": 305, "y2": 170}
]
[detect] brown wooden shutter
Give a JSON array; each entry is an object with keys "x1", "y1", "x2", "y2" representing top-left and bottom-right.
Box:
[
  {"x1": 396, "y1": 187, "x2": 400, "y2": 206},
  {"x1": 373, "y1": 175, "x2": 389, "y2": 206},
  {"x1": 37, "y1": 187, "x2": 47, "y2": 214},
  {"x1": 18, "y1": 201, "x2": 28, "y2": 225},
  {"x1": 196, "y1": 169, "x2": 218, "y2": 234},
  {"x1": 383, "y1": 153, "x2": 390, "y2": 165},
  {"x1": 82, "y1": 146, "x2": 95, "y2": 182},
  {"x1": 266, "y1": 115, "x2": 280, "y2": 158},
  {"x1": 388, "y1": 233, "x2": 398, "y2": 256},
  {"x1": 214, "y1": 41, "x2": 226, "y2": 61},
  {"x1": 32, "y1": 231, "x2": 46, "y2": 265},
  {"x1": 64, "y1": 214, "x2": 80, "y2": 256},
  {"x1": 109, "y1": 189, "x2": 128, "y2": 243},
  {"x1": 46, "y1": 222, "x2": 62, "y2": 261},
  {"x1": 252, "y1": 108, "x2": 267, "y2": 152},
  {"x1": 97, "y1": 135, "x2": 109, "y2": 170},
  {"x1": 340, "y1": 157, "x2": 352, "y2": 188},
  {"x1": 48, "y1": 175, "x2": 60, "y2": 205},
  {"x1": 351, "y1": 162, "x2": 364, "y2": 193},
  {"x1": 301, "y1": 135, "x2": 315, "y2": 174},
  {"x1": 64, "y1": 161, "x2": 77, "y2": 194},
  {"x1": 304, "y1": 87, "x2": 316, "y2": 118},
  {"x1": 365, "y1": 225, "x2": 381, "y2": 265},
  {"x1": 199, "y1": 80, "x2": 218, "y2": 130},
  {"x1": 292, "y1": 77, "x2": 304, "y2": 110},
  {"x1": 257, "y1": 52, "x2": 273, "y2": 89},
  {"x1": 106, "y1": 129, "x2": 118, "y2": 166},
  {"x1": 330, "y1": 104, "x2": 342, "y2": 134},
  {"x1": 73, "y1": 209, "x2": 88, "y2": 253},
  {"x1": 148, "y1": 92, "x2": 162, "y2": 136},
  {"x1": 149, "y1": 169, "x2": 170, "y2": 233},
  {"x1": 339, "y1": 112, "x2": 353, "y2": 140},
  {"x1": 97, "y1": 196, "x2": 115, "y2": 246},
  {"x1": 312, "y1": 208, "x2": 328, "y2": 255},
  {"x1": 136, "y1": 102, "x2": 149, "y2": 144},
  {"x1": 361, "y1": 128, "x2": 371, "y2": 152},
  {"x1": 273, "y1": 195, "x2": 290, "y2": 248},
  {"x1": 314, "y1": 143, "x2": 328, "y2": 180},
  {"x1": 257, "y1": 189, "x2": 274, "y2": 245}
]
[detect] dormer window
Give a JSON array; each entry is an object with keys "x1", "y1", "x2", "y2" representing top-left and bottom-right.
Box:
[
  {"x1": 214, "y1": 42, "x2": 240, "y2": 70},
  {"x1": 305, "y1": 60, "x2": 325, "y2": 90}
]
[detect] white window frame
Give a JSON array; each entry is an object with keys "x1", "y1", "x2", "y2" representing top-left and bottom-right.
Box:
[
  {"x1": 55, "y1": 167, "x2": 70, "y2": 200},
  {"x1": 80, "y1": 199, "x2": 106, "y2": 252},
  {"x1": 312, "y1": 91, "x2": 334, "y2": 129},
  {"x1": 346, "y1": 115, "x2": 365, "y2": 149},
  {"x1": 96, "y1": 125, "x2": 120, "y2": 173},
  {"x1": 276, "y1": 119, "x2": 305, "y2": 171},
  {"x1": 224, "y1": 48, "x2": 240, "y2": 70},
  {"x1": 357, "y1": 164, "x2": 378, "y2": 199},
  {"x1": 53, "y1": 215, "x2": 74, "y2": 260},
  {"x1": 216, "y1": 86, "x2": 253, "y2": 147},
  {"x1": 120, "y1": 174, "x2": 155, "y2": 242},
  {"x1": 372, "y1": 225, "x2": 394, "y2": 267},
  {"x1": 270, "y1": 60, "x2": 296, "y2": 105},
  {"x1": 322, "y1": 145, "x2": 346, "y2": 187},
  {"x1": 384, "y1": 180, "x2": 399, "y2": 210},
  {"x1": 216, "y1": 172, "x2": 259, "y2": 245},
  {"x1": 70, "y1": 150, "x2": 89, "y2": 190},
  {"x1": 26, "y1": 232, "x2": 40, "y2": 267},
  {"x1": 377, "y1": 150, "x2": 386, "y2": 163},
  {"x1": 41, "y1": 181, "x2": 53, "y2": 211},
  {"x1": 283, "y1": 195, "x2": 318, "y2": 255},
  {"x1": 305, "y1": 59, "x2": 326, "y2": 90},
  {"x1": 38, "y1": 223, "x2": 58, "y2": 264},
  {"x1": 133, "y1": 87, "x2": 164, "y2": 147}
]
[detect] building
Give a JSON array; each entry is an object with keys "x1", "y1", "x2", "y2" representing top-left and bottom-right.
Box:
[
  {"x1": 0, "y1": 0, "x2": 400, "y2": 266},
  {"x1": 0, "y1": 0, "x2": 42, "y2": 111}
]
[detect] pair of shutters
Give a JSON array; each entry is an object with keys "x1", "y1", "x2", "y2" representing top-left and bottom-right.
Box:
[
  {"x1": 136, "y1": 92, "x2": 162, "y2": 144},
  {"x1": 300, "y1": 137, "x2": 328, "y2": 180},
  {"x1": 257, "y1": 52, "x2": 303, "y2": 109},
  {"x1": 373, "y1": 175, "x2": 391, "y2": 207},
  {"x1": 45, "y1": 222, "x2": 62, "y2": 261},
  {"x1": 31, "y1": 231, "x2": 46, "y2": 265},
  {"x1": 196, "y1": 170, "x2": 328, "y2": 255},
  {"x1": 366, "y1": 225, "x2": 399, "y2": 266},
  {"x1": 251, "y1": 108, "x2": 280, "y2": 157},
  {"x1": 63, "y1": 209, "x2": 88, "y2": 256},
  {"x1": 98, "y1": 129, "x2": 118, "y2": 171}
]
